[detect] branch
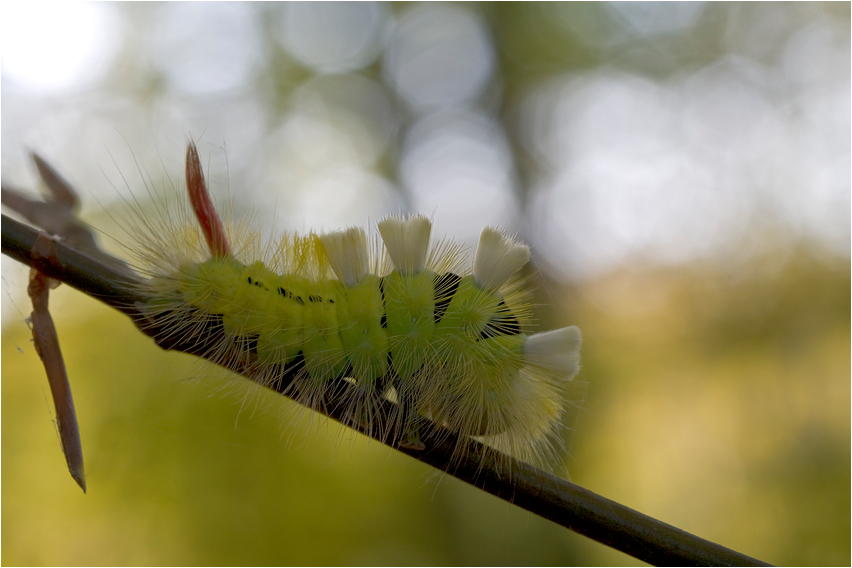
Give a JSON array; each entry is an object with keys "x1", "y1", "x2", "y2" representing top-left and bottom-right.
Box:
[{"x1": 2, "y1": 213, "x2": 771, "y2": 566}]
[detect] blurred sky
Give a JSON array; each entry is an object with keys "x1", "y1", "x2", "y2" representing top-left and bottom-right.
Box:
[
  {"x1": 1, "y1": 2, "x2": 850, "y2": 565},
  {"x1": 2, "y1": 2, "x2": 848, "y2": 286}
]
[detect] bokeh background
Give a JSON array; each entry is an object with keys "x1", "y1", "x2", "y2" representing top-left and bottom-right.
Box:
[{"x1": 2, "y1": 2, "x2": 849, "y2": 565}]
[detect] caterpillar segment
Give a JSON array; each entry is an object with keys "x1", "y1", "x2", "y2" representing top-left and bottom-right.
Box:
[{"x1": 137, "y1": 142, "x2": 582, "y2": 467}]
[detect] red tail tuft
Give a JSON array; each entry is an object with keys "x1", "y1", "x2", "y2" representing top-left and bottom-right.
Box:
[{"x1": 186, "y1": 141, "x2": 231, "y2": 258}]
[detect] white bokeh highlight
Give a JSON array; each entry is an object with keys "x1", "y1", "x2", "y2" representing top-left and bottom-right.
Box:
[
  {"x1": 1, "y1": 1, "x2": 119, "y2": 92},
  {"x1": 151, "y1": 3, "x2": 264, "y2": 95},
  {"x1": 523, "y1": 43, "x2": 850, "y2": 280},
  {"x1": 384, "y1": 4, "x2": 495, "y2": 110},
  {"x1": 277, "y1": 2, "x2": 386, "y2": 73},
  {"x1": 400, "y1": 109, "x2": 519, "y2": 250}
]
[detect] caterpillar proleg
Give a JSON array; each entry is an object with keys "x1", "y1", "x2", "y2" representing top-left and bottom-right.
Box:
[{"x1": 13, "y1": 140, "x2": 583, "y2": 473}]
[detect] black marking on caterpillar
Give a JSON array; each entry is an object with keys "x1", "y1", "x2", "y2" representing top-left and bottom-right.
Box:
[{"x1": 128, "y1": 141, "x2": 584, "y2": 469}]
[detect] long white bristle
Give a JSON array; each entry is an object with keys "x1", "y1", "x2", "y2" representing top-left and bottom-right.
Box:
[
  {"x1": 523, "y1": 326, "x2": 582, "y2": 378},
  {"x1": 377, "y1": 215, "x2": 432, "y2": 274},
  {"x1": 318, "y1": 227, "x2": 368, "y2": 287},
  {"x1": 473, "y1": 227, "x2": 530, "y2": 291}
]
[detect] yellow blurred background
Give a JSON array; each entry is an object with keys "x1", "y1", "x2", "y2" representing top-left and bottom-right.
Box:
[{"x1": 3, "y1": 2, "x2": 849, "y2": 565}]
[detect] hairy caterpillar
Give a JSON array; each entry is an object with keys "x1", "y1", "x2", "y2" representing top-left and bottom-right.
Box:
[{"x1": 13, "y1": 140, "x2": 583, "y2": 472}]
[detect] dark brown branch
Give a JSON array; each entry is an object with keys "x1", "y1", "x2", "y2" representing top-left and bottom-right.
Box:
[
  {"x1": 2, "y1": 213, "x2": 771, "y2": 567},
  {"x1": 3, "y1": 156, "x2": 104, "y2": 494},
  {"x1": 27, "y1": 247, "x2": 86, "y2": 492}
]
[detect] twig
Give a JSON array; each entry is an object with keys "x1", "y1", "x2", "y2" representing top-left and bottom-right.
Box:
[
  {"x1": 27, "y1": 249, "x2": 86, "y2": 492},
  {"x1": 3, "y1": 154, "x2": 107, "y2": 493},
  {"x1": 2, "y1": 213, "x2": 772, "y2": 566}
]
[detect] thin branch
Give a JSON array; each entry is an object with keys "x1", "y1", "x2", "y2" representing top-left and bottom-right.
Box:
[
  {"x1": 27, "y1": 250, "x2": 86, "y2": 492},
  {"x1": 3, "y1": 155, "x2": 106, "y2": 494},
  {"x1": 2, "y1": 213, "x2": 771, "y2": 567}
]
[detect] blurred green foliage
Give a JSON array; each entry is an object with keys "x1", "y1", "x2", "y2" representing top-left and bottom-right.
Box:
[
  {"x1": 2, "y1": 290, "x2": 589, "y2": 565},
  {"x1": 3, "y1": 246, "x2": 848, "y2": 565},
  {"x1": 568, "y1": 249, "x2": 850, "y2": 565}
]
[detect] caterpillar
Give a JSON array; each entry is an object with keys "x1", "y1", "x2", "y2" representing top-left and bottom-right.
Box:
[{"x1": 15, "y1": 140, "x2": 583, "y2": 472}]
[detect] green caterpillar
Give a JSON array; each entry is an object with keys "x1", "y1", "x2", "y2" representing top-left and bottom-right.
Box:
[{"x1": 136, "y1": 142, "x2": 582, "y2": 467}]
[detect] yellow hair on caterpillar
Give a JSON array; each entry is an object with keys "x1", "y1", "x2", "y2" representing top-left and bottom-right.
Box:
[{"x1": 126, "y1": 141, "x2": 583, "y2": 471}]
